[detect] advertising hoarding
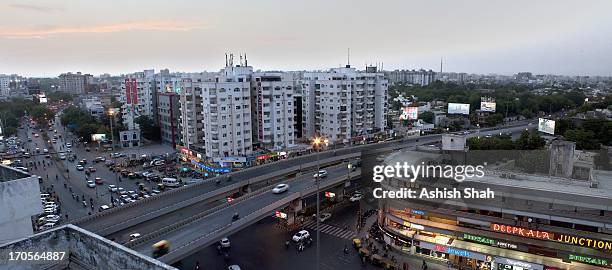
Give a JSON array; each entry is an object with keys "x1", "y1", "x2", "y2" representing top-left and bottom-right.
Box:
[
  {"x1": 91, "y1": 134, "x2": 107, "y2": 142},
  {"x1": 480, "y1": 101, "x2": 496, "y2": 112},
  {"x1": 399, "y1": 107, "x2": 418, "y2": 120},
  {"x1": 448, "y1": 103, "x2": 470, "y2": 115},
  {"x1": 538, "y1": 118, "x2": 555, "y2": 135}
]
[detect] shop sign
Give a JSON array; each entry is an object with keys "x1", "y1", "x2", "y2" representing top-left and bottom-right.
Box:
[
  {"x1": 556, "y1": 234, "x2": 612, "y2": 251},
  {"x1": 190, "y1": 160, "x2": 230, "y2": 173},
  {"x1": 213, "y1": 156, "x2": 247, "y2": 163},
  {"x1": 492, "y1": 224, "x2": 611, "y2": 251},
  {"x1": 567, "y1": 254, "x2": 609, "y2": 267},
  {"x1": 256, "y1": 154, "x2": 268, "y2": 160},
  {"x1": 491, "y1": 224, "x2": 553, "y2": 240},
  {"x1": 411, "y1": 209, "x2": 425, "y2": 215},
  {"x1": 494, "y1": 257, "x2": 543, "y2": 270},
  {"x1": 463, "y1": 233, "x2": 495, "y2": 245},
  {"x1": 418, "y1": 242, "x2": 487, "y2": 261},
  {"x1": 496, "y1": 241, "x2": 518, "y2": 249}
]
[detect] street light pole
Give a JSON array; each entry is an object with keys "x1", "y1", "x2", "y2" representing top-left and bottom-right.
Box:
[
  {"x1": 315, "y1": 144, "x2": 320, "y2": 270},
  {"x1": 312, "y1": 137, "x2": 328, "y2": 270}
]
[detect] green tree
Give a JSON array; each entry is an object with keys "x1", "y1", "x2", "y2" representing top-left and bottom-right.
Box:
[
  {"x1": 564, "y1": 129, "x2": 599, "y2": 150},
  {"x1": 420, "y1": 111, "x2": 434, "y2": 123},
  {"x1": 135, "y1": 115, "x2": 160, "y2": 141},
  {"x1": 485, "y1": 113, "x2": 504, "y2": 126}
]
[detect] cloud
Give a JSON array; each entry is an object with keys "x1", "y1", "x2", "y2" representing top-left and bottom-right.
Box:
[
  {"x1": 0, "y1": 21, "x2": 206, "y2": 39},
  {"x1": 7, "y1": 3, "x2": 61, "y2": 13}
]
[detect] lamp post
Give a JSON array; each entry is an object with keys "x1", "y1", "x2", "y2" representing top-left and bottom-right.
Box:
[
  {"x1": 108, "y1": 109, "x2": 119, "y2": 183},
  {"x1": 312, "y1": 136, "x2": 328, "y2": 270}
]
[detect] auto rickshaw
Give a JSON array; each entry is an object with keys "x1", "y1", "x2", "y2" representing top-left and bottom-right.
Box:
[
  {"x1": 352, "y1": 238, "x2": 362, "y2": 249},
  {"x1": 152, "y1": 240, "x2": 169, "y2": 258}
]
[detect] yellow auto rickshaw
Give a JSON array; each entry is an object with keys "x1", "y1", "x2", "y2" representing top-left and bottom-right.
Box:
[
  {"x1": 352, "y1": 238, "x2": 362, "y2": 249},
  {"x1": 152, "y1": 240, "x2": 169, "y2": 258}
]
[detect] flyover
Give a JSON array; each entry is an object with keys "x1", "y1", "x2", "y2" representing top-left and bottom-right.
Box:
[
  {"x1": 72, "y1": 121, "x2": 535, "y2": 242},
  {"x1": 125, "y1": 165, "x2": 362, "y2": 264}
]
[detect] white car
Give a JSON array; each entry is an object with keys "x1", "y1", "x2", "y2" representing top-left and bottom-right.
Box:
[
  {"x1": 349, "y1": 193, "x2": 363, "y2": 202},
  {"x1": 87, "y1": 180, "x2": 95, "y2": 188},
  {"x1": 66, "y1": 143, "x2": 72, "y2": 148},
  {"x1": 59, "y1": 154, "x2": 66, "y2": 160},
  {"x1": 99, "y1": 205, "x2": 111, "y2": 211},
  {"x1": 108, "y1": 184, "x2": 118, "y2": 192},
  {"x1": 220, "y1": 237, "x2": 231, "y2": 248},
  {"x1": 272, "y1": 184, "x2": 289, "y2": 194},
  {"x1": 43, "y1": 148, "x2": 49, "y2": 153},
  {"x1": 76, "y1": 165, "x2": 84, "y2": 171},
  {"x1": 228, "y1": 266, "x2": 241, "y2": 270},
  {"x1": 41, "y1": 222, "x2": 56, "y2": 230},
  {"x1": 45, "y1": 215, "x2": 61, "y2": 223},
  {"x1": 292, "y1": 230, "x2": 311, "y2": 242},
  {"x1": 129, "y1": 233, "x2": 141, "y2": 241},
  {"x1": 313, "y1": 170, "x2": 328, "y2": 178}
]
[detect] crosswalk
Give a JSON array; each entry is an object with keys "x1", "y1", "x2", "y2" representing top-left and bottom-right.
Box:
[{"x1": 301, "y1": 220, "x2": 356, "y2": 240}]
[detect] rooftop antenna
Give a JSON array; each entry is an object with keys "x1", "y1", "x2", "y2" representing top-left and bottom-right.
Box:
[
  {"x1": 346, "y1": 48, "x2": 350, "y2": 68},
  {"x1": 225, "y1": 53, "x2": 228, "y2": 67},
  {"x1": 245, "y1": 53, "x2": 248, "y2": 66},
  {"x1": 440, "y1": 57, "x2": 443, "y2": 73},
  {"x1": 240, "y1": 54, "x2": 243, "y2": 66}
]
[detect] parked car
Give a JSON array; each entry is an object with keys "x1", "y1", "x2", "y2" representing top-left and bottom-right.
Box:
[
  {"x1": 76, "y1": 165, "x2": 84, "y2": 171},
  {"x1": 86, "y1": 180, "x2": 95, "y2": 188},
  {"x1": 272, "y1": 183, "x2": 289, "y2": 194},
  {"x1": 95, "y1": 177, "x2": 103, "y2": 185},
  {"x1": 108, "y1": 184, "x2": 117, "y2": 192},
  {"x1": 99, "y1": 205, "x2": 111, "y2": 211}
]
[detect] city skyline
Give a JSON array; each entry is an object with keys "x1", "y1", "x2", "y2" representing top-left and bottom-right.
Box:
[{"x1": 1, "y1": 0, "x2": 612, "y2": 77}]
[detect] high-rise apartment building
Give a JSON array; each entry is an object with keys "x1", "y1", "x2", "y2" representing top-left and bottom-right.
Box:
[
  {"x1": 178, "y1": 78, "x2": 203, "y2": 150},
  {"x1": 251, "y1": 72, "x2": 295, "y2": 150},
  {"x1": 0, "y1": 75, "x2": 9, "y2": 97},
  {"x1": 385, "y1": 69, "x2": 436, "y2": 86},
  {"x1": 200, "y1": 64, "x2": 253, "y2": 158},
  {"x1": 157, "y1": 92, "x2": 180, "y2": 147},
  {"x1": 58, "y1": 72, "x2": 92, "y2": 94},
  {"x1": 301, "y1": 65, "x2": 388, "y2": 143},
  {"x1": 120, "y1": 71, "x2": 156, "y2": 130}
]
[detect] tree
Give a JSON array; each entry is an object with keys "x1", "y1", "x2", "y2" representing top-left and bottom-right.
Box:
[
  {"x1": 420, "y1": 111, "x2": 434, "y2": 124},
  {"x1": 135, "y1": 115, "x2": 160, "y2": 141},
  {"x1": 564, "y1": 129, "x2": 599, "y2": 150},
  {"x1": 485, "y1": 113, "x2": 504, "y2": 126}
]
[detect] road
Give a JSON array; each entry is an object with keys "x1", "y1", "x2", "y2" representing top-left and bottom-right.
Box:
[{"x1": 129, "y1": 165, "x2": 358, "y2": 259}]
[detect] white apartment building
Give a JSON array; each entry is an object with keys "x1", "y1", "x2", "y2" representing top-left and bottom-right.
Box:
[
  {"x1": 301, "y1": 65, "x2": 388, "y2": 143},
  {"x1": 0, "y1": 76, "x2": 9, "y2": 97},
  {"x1": 178, "y1": 78, "x2": 203, "y2": 149},
  {"x1": 120, "y1": 71, "x2": 156, "y2": 130},
  {"x1": 58, "y1": 72, "x2": 92, "y2": 94},
  {"x1": 200, "y1": 65, "x2": 254, "y2": 158},
  {"x1": 251, "y1": 72, "x2": 295, "y2": 150}
]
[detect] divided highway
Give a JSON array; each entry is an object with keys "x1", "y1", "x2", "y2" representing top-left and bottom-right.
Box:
[{"x1": 127, "y1": 165, "x2": 361, "y2": 263}]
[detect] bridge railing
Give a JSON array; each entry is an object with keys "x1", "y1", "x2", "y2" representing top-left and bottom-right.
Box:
[
  {"x1": 72, "y1": 152, "x2": 360, "y2": 231},
  {"x1": 158, "y1": 192, "x2": 301, "y2": 264}
]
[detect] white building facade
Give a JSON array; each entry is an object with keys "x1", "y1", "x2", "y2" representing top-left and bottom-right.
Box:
[
  {"x1": 251, "y1": 72, "x2": 295, "y2": 150},
  {"x1": 301, "y1": 66, "x2": 388, "y2": 143},
  {"x1": 200, "y1": 65, "x2": 254, "y2": 159},
  {"x1": 0, "y1": 76, "x2": 9, "y2": 97}
]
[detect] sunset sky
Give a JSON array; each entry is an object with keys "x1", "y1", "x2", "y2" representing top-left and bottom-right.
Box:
[{"x1": 1, "y1": 0, "x2": 611, "y2": 77}]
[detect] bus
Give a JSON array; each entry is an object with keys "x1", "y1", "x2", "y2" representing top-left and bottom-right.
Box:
[{"x1": 152, "y1": 240, "x2": 169, "y2": 258}]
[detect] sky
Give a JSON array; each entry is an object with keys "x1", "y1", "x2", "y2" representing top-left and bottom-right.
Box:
[{"x1": 1, "y1": 0, "x2": 611, "y2": 77}]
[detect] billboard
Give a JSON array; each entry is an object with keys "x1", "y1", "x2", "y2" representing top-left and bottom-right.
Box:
[
  {"x1": 448, "y1": 103, "x2": 470, "y2": 115},
  {"x1": 538, "y1": 118, "x2": 555, "y2": 135},
  {"x1": 91, "y1": 134, "x2": 107, "y2": 142},
  {"x1": 480, "y1": 102, "x2": 496, "y2": 112},
  {"x1": 399, "y1": 107, "x2": 418, "y2": 120}
]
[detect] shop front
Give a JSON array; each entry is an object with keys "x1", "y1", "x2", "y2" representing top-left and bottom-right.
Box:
[
  {"x1": 493, "y1": 257, "x2": 543, "y2": 270},
  {"x1": 417, "y1": 241, "x2": 492, "y2": 270}
]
